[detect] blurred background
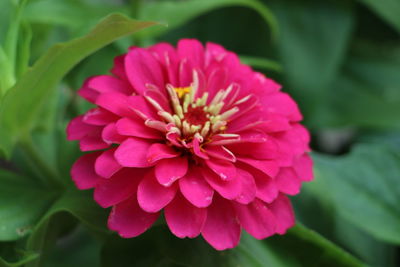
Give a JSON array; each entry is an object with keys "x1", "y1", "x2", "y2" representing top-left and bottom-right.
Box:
[{"x1": 0, "y1": 0, "x2": 399, "y2": 266}]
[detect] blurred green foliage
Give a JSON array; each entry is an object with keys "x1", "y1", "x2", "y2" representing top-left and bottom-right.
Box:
[{"x1": 0, "y1": 0, "x2": 399, "y2": 266}]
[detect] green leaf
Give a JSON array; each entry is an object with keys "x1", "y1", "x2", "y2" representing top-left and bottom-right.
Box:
[
  {"x1": 101, "y1": 224, "x2": 364, "y2": 267},
  {"x1": 0, "y1": 14, "x2": 156, "y2": 159},
  {"x1": 138, "y1": 0, "x2": 278, "y2": 40},
  {"x1": 264, "y1": 224, "x2": 366, "y2": 267},
  {"x1": 314, "y1": 144, "x2": 400, "y2": 244},
  {"x1": 23, "y1": 0, "x2": 128, "y2": 36},
  {"x1": 0, "y1": 169, "x2": 57, "y2": 241},
  {"x1": 26, "y1": 189, "x2": 109, "y2": 267},
  {"x1": 269, "y1": 0, "x2": 354, "y2": 121},
  {"x1": 358, "y1": 0, "x2": 400, "y2": 33},
  {"x1": 324, "y1": 41, "x2": 400, "y2": 129}
]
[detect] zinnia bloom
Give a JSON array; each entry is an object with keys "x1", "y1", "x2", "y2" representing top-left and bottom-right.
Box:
[{"x1": 67, "y1": 39, "x2": 313, "y2": 250}]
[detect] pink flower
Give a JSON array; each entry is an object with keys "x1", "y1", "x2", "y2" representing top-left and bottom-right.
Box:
[{"x1": 67, "y1": 39, "x2": 313, "y2": 250}]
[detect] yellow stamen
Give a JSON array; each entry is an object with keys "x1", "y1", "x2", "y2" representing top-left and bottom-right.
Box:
[{"x1": 174, "y1": 86, "x2": 191, "y2": 98}]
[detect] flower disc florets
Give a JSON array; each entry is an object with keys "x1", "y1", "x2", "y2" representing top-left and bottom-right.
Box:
[{"x1": 67, "y1": 39, "x2": 313, "y2": 250}]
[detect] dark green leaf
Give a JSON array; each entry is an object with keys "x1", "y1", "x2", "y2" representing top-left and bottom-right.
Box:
[
  {"x1": 0, "y1": 169, "x2": 56, "y2": 241},
  {"x1": 0, "y1": 14, "x2": 156, "y2": 158},
  {"x1": 138, "y1": 0, "x2": 278, "y2": 40},
  {"x1": 314, "y1": 144, "x2": 400, "y2": 244},
  {"x1": 325, "y1": 41, "x2": 400, "y2": 129},
  {"x1": 269, "y1": 0, "x2": 354, "y2": 121},
  {"x1": 23, "y1": 0, "x2": 128, "y2": 36},
  {"x1": 358, "y1": 0, "x2": 400, "y2": 33}
]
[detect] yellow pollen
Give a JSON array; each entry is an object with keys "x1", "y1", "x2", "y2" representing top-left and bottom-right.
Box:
[{"x1": 174, "y1": 86, "x2": 191, "y2": 98}]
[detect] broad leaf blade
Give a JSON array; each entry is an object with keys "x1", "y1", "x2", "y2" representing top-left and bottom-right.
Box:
[
  {"x1": 138, "y1": 0, "x2": 278, "y2": 40},
  {"x1": 358, "y1": 0, "x2": 400, "y2": 33},
  {"x1": 314, "y1": 144, "x2": 400, "y2": 244},
  {"x1": 0, "y1": 14, "x2": 156, "y2": 158},
  {"x1": 0, "y1": 169, "x2": 56, "y2": 241}
]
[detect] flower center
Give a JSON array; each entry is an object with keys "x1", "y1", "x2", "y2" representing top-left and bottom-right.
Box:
[
  {"x1": 184, "y1": 105, "x2": 209, "y2": 126},
  {"x1": 144, "y1": 70, "x2": 246, "y2": 148}
]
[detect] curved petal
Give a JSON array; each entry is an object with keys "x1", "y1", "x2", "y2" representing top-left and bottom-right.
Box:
[
  {"x1": 234, "y1": 198, "x2": 276, "y2": 239},
  {"x1": 137, "y1": 173, "x2": 178, "y2": 213},
  {"x1": 179, "y1": 167, "x2": 214, "y2": 208},
  {"x1": 116, "y1": 117, "x2": 162, "y2": 140},
  {"x1": 235, "y1": 169, "x2": 256, "y2": 205},
  {"x1": 147, "y1": 143, "x2": 180, "y2": 164},
  {"x1": 275, "y1": 167, "x2": 301, "y2": 195},
  {"x1": 66, "y1": 115, "x2": 98, "y2": 140},
  {"x1": 205, "y1": 159, "x2": 236, "y2": 181},
  {"x1": 177, "y1": 39, "x2": 205, "y2": 69},
  {"x1": 155, "y1": 157, "x2": 188, "y2": 187},
  {"x1": 83, "y1": 108, "x2": 118, "y2": 126},
  {"x1": 201, "y1": 195, "x2": 241, "y2": 250},
  {"x1": 96, "y1": 92, "x2": 135, "y2": 117},
  {"x1": 125, "y1": 48, "x2": 165, "y2": 95},
  {"x1": 94, "y1": 148, "x2": 122, "y2": 178},
  {"x1": 71, "y1": 152, "x2": 102, "y2": 189},
  {"x1": 108, "y1": 196, "x2": 159, "y2": 238},
  {"x1": 237, "y1": 157, "x2": 279, "y2": 178},
  {"x1": 114, "y1": 138, "x2": 153, "y2": 167},
  {"x1": 293, "y1": 153, "x2": 313, "y2": 182},
  {"x1": 268, "y1": 194, "x2": 295, "y2": 234},
  {"x1": 165, "y1": 193, "x2": 207, "y2": 238},
  {"x1": 203, "y1": 168, "x2": 241, "y2": 200},
  {"x1": 94, "y1": 168, "x2": 147, "y2": 208}
]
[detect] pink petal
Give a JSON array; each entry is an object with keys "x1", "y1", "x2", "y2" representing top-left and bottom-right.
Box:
[
  {"x1": 108, "y1": 196, "x2": 159, "y2": 238},
  {"x1": 268, "y1": 194, "x2": 295, "y2": 234},
  {"x1": 66, "y1": 115, "x2": 98, "y2": 140},
  {"x1": 205, "y1": 146, "x2": 236, "y2": 162},
  {"x1": 237, "y1": 157, "x2": 279, "y2": 178},
  {"x1": 179, "y1": 167, "x2": 214, "y2": 208},
  {"x1": 245, "y1": 167, "x2": 279, "y2": 203},
  {"x1": 257, "y1": 113, "x2": 291, "y2": 133},
  {"x1": 275, "y1": 167, "x2": 301, "y2": 195},
  {"x1": 94, "y1": 148, "x2": 122, "y2": 178},
  {"x1": 125, "y1": 48, "x2": 165, "y2": 95},
  {"x1": 84, "y1": 75, "x2": 132, "y2": 96},
  {"x1": 192, "y1": 136, "x2": 209, "y2": 159},
  {"x1": 116, "y1": 117, "x2": 162, "y2": 139},
  {"x1": 102, "y1": 123, "x2": 125, "y2": 145},
  {"x1": 79, "y1": 128, "x2": 108, "y2": 151},
  {"x1": 293, "y1": 153, "x2": 313, "y2": 182},
  {"x1": 111, "y1": 54, "x2": 127, "y2": 80},
  {"x1": 155, "y1": 157, "x2": 188, "y2": 186},
  {"x1": 235, "y1": 169, "x2": 256, "y2": 204},
  {"x1": 261, "y1": 92, "x2": 302, "y2": 122},
  {"x1": 83, "y1": 108, "x2": 118, "y2": 126},
  {"x1": 149, "y1": 43, "x2": 179, "y2": 86},
  {"x1": 127, "y1": 95, "x2": 158, "y2": 120},
  {"x1": 205, "y1": 159, "x2": 237, "y2": 181},
  {"x1": 96, "y1": 92, "x2": 135, "y2": 117},
  {"x1": 177, "y1": 39, "x2": 205, "y2": 69},
  {"x1": 147, "y1": 143, "x2": 180, "y2": 164},
  {"x1": 94, "y1": 167, "x2": 147, "y2": 208},
  {"x1": 165, "y1": 193, "x2": 207, "y2": 238},
  {"x1": 227, "y1": 140, "x2": 278, "y2": 160},
  {"x1": 234, "y1": 198, "x2": 276, "y2": 239},
  {"x1": 71, "y1": 152, "x2": 102, "y2": 189},
  {"x1": 114, "y1": 138, "x2": 153, "y2": 167},
  {"x1": 203, "y1": 168, "x2": 241, "y2": 200},
  {"x1": 137, "y1": 172, "x2": 178, "y2": 212},
  {"x1": 201, "y1": 195, "x2": 241, "y2": 250}
]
